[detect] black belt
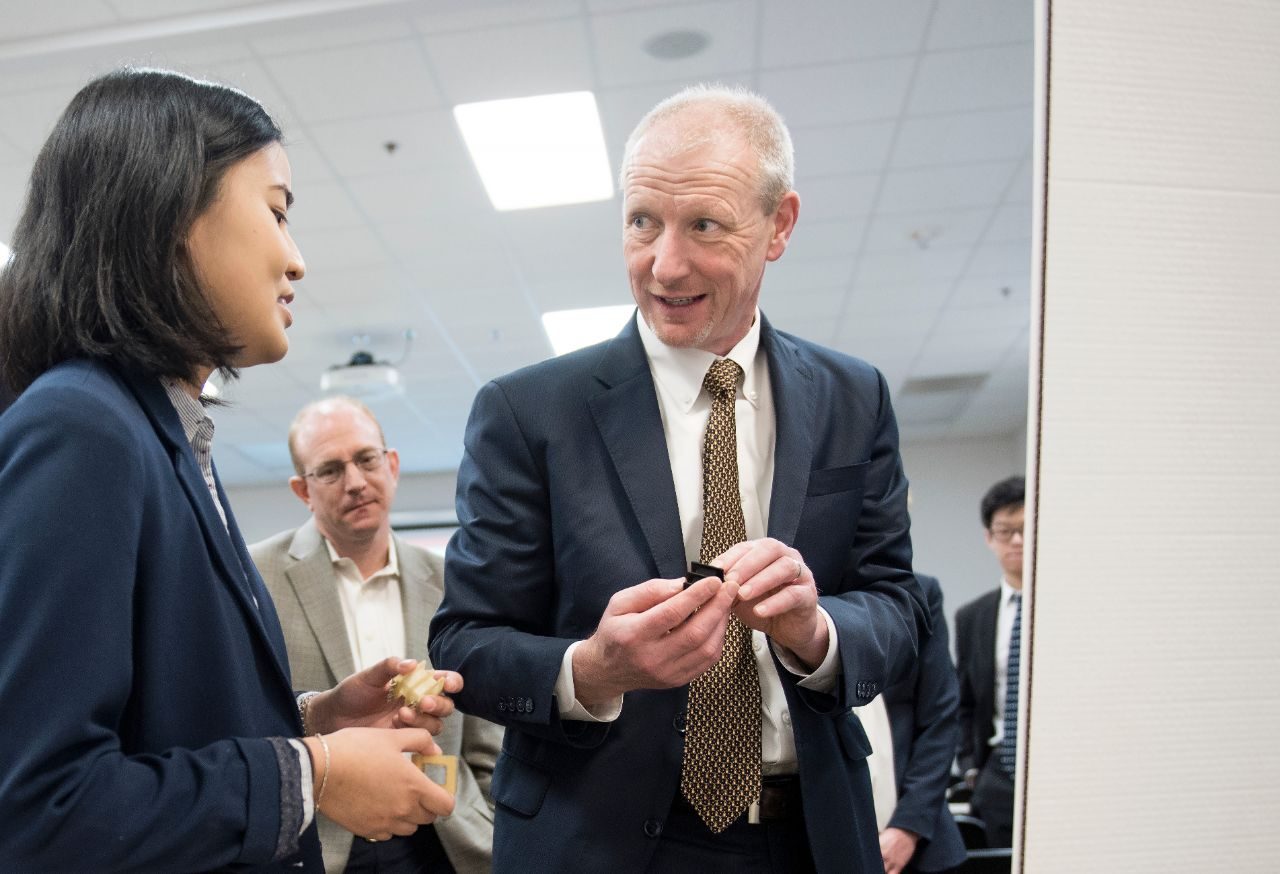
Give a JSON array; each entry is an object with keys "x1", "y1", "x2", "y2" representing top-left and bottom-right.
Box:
[{"x1": 754, "y1": 775, "x2": 803, "y2": 823}]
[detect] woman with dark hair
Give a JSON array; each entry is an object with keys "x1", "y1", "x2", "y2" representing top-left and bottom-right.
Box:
[{"x1": 0, "y1": 69, "x2": 456, "y2": 871}]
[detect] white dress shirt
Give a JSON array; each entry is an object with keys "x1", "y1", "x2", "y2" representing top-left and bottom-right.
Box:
[
  {"x1": 555, "y1": 311, "x2": 840, "y2": 775},
  {"x1": 990, "y1": 578, "x2": 1023, "y2": 747},
  {"x1": 325, "y1": 538, "x2": 405, "y2": 672},
  {"x1": 852, "y1": 694, "x2": 898, "y2": 831}
]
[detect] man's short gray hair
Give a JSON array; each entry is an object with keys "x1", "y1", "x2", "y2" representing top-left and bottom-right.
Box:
[{"x1": 619, "y1": 83, "x2": 795, "y2": 214}]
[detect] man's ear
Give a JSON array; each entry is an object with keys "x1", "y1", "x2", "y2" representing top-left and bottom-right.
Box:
[
  {"x1": 766, "y1": 191, "x2": 800, "y2": 262},
  {"x1": 386, "y1": 448, "x2": 401, "y2": 483},
  {"x1": 288, "y1": 475, "x2": 311, "y2": 507}
]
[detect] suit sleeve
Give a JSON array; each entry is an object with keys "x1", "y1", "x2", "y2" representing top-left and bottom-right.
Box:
[
  {"x1": 800, "y1": 369, "x2": 926, "y2": 714},
  {"x1": 954, "y1": 604, "x2": 979, "y2": 775},
  {"x1": 887, "y1": 578, "x2": 960, "y2": 841},
  {"x1": 0, "y1": 387, "x2": 283, "y2": 870},
  {"x1": 430, "y1": 380, "x2": 608, "y2": 747}
]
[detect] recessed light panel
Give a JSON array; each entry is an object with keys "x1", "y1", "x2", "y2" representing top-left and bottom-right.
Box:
[
  {"x1": 454, "y1": 91, "x2": 614, "y2": 211},
  {"x1": 541, "y1": 304, "x2": 635, "y2": 356}
]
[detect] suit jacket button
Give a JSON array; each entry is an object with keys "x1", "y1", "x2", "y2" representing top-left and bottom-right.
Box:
[
  {"x1": 643, "y1": 819, "x2": 662, "y2": 838},
  {"x1": 673, "y1": 710, "x2": 686, "y2": 733},
  {"x1": 497, "y1": 700, "x2": 506, "y2": 712},
  {"x1": 524, "y1": 698, "x2": 534, "y2": 713}
]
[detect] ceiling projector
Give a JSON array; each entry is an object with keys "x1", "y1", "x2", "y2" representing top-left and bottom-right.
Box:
[{"x1": 319, "y1": 351, "x2": 402, "y2": 399}]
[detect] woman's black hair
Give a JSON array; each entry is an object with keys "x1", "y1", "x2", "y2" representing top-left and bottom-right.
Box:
[{"x1": 0, "y1": 67, "x2": 283, "y2": 392}]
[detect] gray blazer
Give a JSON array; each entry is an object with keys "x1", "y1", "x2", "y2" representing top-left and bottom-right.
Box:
[{"x1": 251, "y1": 521, "x2": 499, "y2": 874}]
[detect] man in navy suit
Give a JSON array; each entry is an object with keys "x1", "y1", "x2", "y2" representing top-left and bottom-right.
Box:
[
  {"x1": 955, "y1": 476, "x2": 1026, "y2": 848},
  {"x1": 430, "y1": 85, "x2": 926, "y2": 874},
  {"x1": 862, "y1": 573, "x2": 966, "y2": 873}
]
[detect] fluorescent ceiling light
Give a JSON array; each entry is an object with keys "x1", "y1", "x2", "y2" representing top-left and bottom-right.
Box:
[
  {"x1": 455, "y1": 91, "x2": 614, "y2": 211},
  {"x1": 542, "y1": 305, "x2": 634, "y2": 356}
]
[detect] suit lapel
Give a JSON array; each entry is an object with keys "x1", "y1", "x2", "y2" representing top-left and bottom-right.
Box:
[
  {"x1": 286, "y1": 521, "x2": 356, "y2": 684},
  {"x1": 587, "y1": 320, "x2": 687, "y2": 578},
  {"x1": 396, "y1": 535, "x2": 442, "y2": 663},
  {"x1": 119, "y1": 369, "x2": 294, "y2": 690},
  {"x1": 977, "y1": 589, "x2": 1001, "y2": 720},
  {"x1": 761, "y1": 316, "x2": 816, "y2": 546}
]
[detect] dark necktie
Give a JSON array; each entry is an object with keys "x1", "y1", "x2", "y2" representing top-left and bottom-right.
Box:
[
  {"x1": 999, "y1": 593, "x2": 1022, "y2": 777},
  {"x1": 680, "y1": 358, "x2": 762, "y2": 833}
]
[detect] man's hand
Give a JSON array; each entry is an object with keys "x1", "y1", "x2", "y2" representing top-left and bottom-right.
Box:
[
  {"x1": 718, "y1": 538, "x2": 828, "y2": 670},
  {"x1": 878, "y1": 827, "x2": 919, "y2": 874},
  {"x1": 303, "y1": 727, "x2": 454, "y2": 841},
  {"x1": 572, "y1": 575, "x2": 738, "y2": 711},
  {"x1": 308, "y1": 658, "x2": 463, "y2": 736}
]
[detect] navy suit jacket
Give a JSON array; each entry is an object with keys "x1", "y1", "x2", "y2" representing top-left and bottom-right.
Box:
[
  {"x1": 430, "y1": 314, "x2": 926, "y2": 874},
  {"x1": 954, "y1": 588, "x2": 1002, "y2": 776},
  {"x1": 881, "y1": 574, "x2": 965, "y2": 873},
  {"x1": 0, "y1": 360, "x2": 320, "y2": 871}
]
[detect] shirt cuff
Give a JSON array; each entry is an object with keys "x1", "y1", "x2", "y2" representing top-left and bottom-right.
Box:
[
  {"x1": 771, "y1": 606, "x2": 840, "y2": 693},
  {"x1": 266, "y1": 737, "x2": 308, "y2": 862},
  {"x1": 555, "y1": 641, "x2": 623, "y2": 722},
  {"x1": 288, "y1": 738, "x2": 316, "y2": 834}
]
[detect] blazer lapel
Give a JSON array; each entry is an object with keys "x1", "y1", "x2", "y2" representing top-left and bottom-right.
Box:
[
  {"x1": 286, "y1": 521, "x2": 356, "y2": 685},
  {"x1": 395, "y1": 535, "x2": 443, "y2": 663},
  {"x1": 120, "y1": 369, "x2": 293, "y2": 687},
  {"x1": 761, "y1": 315, "x2": 816, "y2": 547},
  {"x1": 587, "y1": 319, "x2": 687, "y2": 578}
]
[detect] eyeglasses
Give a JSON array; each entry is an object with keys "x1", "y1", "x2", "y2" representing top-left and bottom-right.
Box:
[
  {"x1": 304, "y1": 448, "x2": 390, "y2": 485},
  {"x1": 989, "y1": 526, "x2": 1024, "y2": 543}
]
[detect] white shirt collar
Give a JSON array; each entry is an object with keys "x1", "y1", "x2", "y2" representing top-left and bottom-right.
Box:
[
  {"x1": 1000, "y1": 578, "x2": 1022, "y2": 604},
  {"x1": 324, "y1": 535, "x2": 400, "y2": 583},
  {"x1": 635, "y1": 309, "x2": 764, "y2": 413}
]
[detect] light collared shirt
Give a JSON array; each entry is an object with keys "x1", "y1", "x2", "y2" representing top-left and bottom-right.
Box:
[
  {"x1": 852, "y1": 694, "x2": 898, "y2": 831},
  {"x1": 555, "y1": 311, "x2": 841, "y2": 775},
  {"x1": 325, "y1": 537, "x2": 405, "y2": 672},
  {"x1": 990, "y1": 578, "x2": 1023, "y2": 747},
  {"x1": 161, "y1": 378, "x2": 227, "y2": 529}
]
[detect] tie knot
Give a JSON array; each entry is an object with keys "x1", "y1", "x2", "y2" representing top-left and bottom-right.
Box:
[{"x1": 703, "y1": 358, "x2": 744, "y2": 401}]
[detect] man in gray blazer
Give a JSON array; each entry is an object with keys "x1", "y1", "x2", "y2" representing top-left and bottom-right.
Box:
[{"x1": 252, "y1": 396, "x2": 500, "y2": 874}]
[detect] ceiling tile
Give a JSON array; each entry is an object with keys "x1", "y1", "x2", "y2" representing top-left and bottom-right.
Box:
[
  {"x1": 878, "y1": 161, "x2": 1017, "y2": 214},
  {"x1": 791, "y1": 121, "x2": 897, "y2": 177},
  {"x1": 413, "y1": 0, "x2": 580, "y2": 34},
  {"x1": 497, "y1": 199, "x2": 624, "y2": 289},
  {"x1": 928, "y1": 0, "x2": 1034, "y2": 50},
  {"x1": 2, "y1": 1, "x2": 118, "y2": 41},
  {"x1": 965, "y1": 240, "x2": 1031, "y2": 280},
  {"x1": 855, "y1": 246, "x2": 972, "y2": 287},
  {"x1": 892, "y1": 106, "x2": 1030, "y2": 168},
  {"x1": 589, "y1": 0, "x2": 757, "y2": 89},
  {"x1": 796, "y1": 173, "x2": 879, "y2": 222},
  {"x1": 759, "y1": 0, "x2": 933, "y2": 67},
  {"x1": 984, "y1": 202, "x2": 1032, "y2": 242},
  {"x1": 307, "y1": 109, "x2": 470, "y2": 179},
  {"x1": 767, "y1": 256, "x2": 853, "y2": 292},
  {"x1": 785, "y1": 219, "x2": 866, "y2": 261},
  {"x1": 425, "y1": 18, "x2": 593, "y2": 103},
  {"x1": 760, "y1": 57, "x2": 916, "y2": 127},
  {"x1": 262, "y1": 39, "x2": 444, "y2": 123},
  {"x1": 908, "y1": 44, "x2": 1033, "y2": 115},
  {"x1": 863, "y1": 208, "x2": 992, "y2": 253}
]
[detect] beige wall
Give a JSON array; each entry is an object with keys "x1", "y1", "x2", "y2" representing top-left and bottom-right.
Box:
[{"x1": 1023, "y1": 1, "x2": 1280, "y2": 870}]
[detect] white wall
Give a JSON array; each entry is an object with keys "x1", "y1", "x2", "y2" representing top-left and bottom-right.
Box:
[
  {"x1": 228, "y1": 469, "x2": 458, "y2": 545},
  {"x1": 901, "y1": 431, "x2": 1026, "y2": 631},
  {"x1": 1023, "y1": 1, "x2": 1280, "y2": 869}
]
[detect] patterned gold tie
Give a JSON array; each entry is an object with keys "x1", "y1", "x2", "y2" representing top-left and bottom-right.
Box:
[{"x1": 680, "y1": 357, "x2": 762, "y2": 833}]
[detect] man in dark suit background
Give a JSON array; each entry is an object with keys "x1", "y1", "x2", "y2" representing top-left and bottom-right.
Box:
[
  {"x1": 865, "y1": 573, "x2": 966, "y2": 873},
  {"x1": 954, "y1": 476, "x2": 1026, "y2": 847},
  {"x1": 430, "y1": 84, "x2": 926, "y2": 874}
]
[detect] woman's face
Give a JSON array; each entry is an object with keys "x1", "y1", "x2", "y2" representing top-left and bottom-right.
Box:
[{"x1": 186, "y1": 142, "x2": 305, "y2": 369}]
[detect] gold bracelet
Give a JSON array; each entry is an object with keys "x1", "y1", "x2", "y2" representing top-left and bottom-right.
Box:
[{"x1": 314, "y1": 733, "x2": 331, "y2": 812}]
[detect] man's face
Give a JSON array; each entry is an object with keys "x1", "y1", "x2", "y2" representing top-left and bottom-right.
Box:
[
  {"x1": 984, "y1": 505, "x2": 1025, "y2": 584},
  {"x1": 289, "y1": 406, "x2": 399, "y2": 549},
  {"x1": 622, "y1": 112, "x2": 799, "y2": 357}
]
